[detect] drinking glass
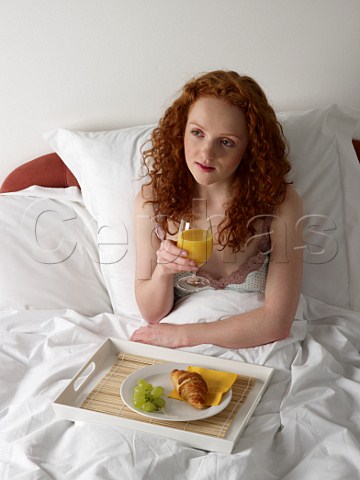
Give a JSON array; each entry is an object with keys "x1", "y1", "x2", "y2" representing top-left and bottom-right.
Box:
[{"x1": 176, "y1": 213, "x2": 213, "y2": 292}]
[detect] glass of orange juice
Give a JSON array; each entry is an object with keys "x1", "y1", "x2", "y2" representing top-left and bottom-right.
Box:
[{"x1": 176, "y1": 213, "x2": 213, "y2": 292}]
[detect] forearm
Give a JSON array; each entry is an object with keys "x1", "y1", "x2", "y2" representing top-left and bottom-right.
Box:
[
  {"x1": 130, "y1": 302, "x2": 296, "y2": 349},
  {"x1": 135, "y1": 266, "x2": 175, "y2": 323},
  {"x1": 179, "y1": 305, "x2": 292, "y2": 349}
]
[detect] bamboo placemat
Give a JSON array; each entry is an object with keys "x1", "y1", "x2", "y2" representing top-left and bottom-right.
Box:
[{"x1": 81, "y1": 352, "x2": 256, "y2": 439}]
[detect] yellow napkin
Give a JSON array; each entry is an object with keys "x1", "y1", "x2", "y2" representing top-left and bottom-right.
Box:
[{"x1": 168, "y1": 366, "x2": 238, "y2": 406}]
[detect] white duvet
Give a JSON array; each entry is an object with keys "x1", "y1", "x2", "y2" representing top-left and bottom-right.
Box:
[
  {"x1": 1, "y1": 295, "x2": 360, "y2": 480},
  {"x1": 1, "y1": 187, "x2": 360, "y2": 479}
]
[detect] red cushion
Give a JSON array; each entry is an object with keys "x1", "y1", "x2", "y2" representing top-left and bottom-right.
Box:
[
  {"x1": 0, "y1": 153, "x2": 80, "y2": 193},
  {"x1": 353, "y1": 139, "x2": 360, "y2": 163}
]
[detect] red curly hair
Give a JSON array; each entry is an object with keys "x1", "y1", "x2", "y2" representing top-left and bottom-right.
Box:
[{"x1": 142, "y1": 70, "x2": 291, "y2": 252}]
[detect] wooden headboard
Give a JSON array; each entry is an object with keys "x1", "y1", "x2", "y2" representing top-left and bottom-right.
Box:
[{"x1": 0, "y1": 153, "x2": 79, "y2": 193}]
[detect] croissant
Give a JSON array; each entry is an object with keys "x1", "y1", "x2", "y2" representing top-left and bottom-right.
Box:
[{"x1": 171, "y1": 369, "x2": 208, "y2": 409}]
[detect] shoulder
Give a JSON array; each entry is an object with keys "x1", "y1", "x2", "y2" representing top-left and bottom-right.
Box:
[
  {"x1": 275, "y1": 184, "x2": 303, "y2": 219},
  {"x1": 270, "y1": 185, "x2": 303, "y2": 255},
  {"x1": 270, "y1": 185, "x2": 303, "y2": 244}
]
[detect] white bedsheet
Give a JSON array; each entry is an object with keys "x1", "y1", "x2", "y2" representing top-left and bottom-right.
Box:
[{"x1": 1, "y1": 295, "x2": 360, "y2": 479}]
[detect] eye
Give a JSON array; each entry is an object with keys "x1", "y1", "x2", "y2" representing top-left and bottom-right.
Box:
[
  {"x1": 190, "y1": 129, "x2": 204, "y2": 137},
  {"x1": 221, "y1": 138, "x2": 235, "y2": 147}
]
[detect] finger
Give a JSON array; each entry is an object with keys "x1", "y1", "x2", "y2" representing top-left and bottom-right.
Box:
[
  {"x1": 157, "y1": 255, "x2": 198, "y2": 272},
  {"x1": 158, "y1": 242, "x2": 196, "y2": 266},
  {"x1": 156, "y1": 248, "x2": 178, "y2": 263},
  {"x1": 157, "y1": 253, "x2": 196, "y2": 269},
  {"x1": 130, "y1": 330, "x2": 146, "y2": 342},
  {"x1": 161, "y1": 239, "x2": 189, "y2": 259},
  {"x1": 131, "y1": 331, "x2": 155, "y2": 345}
]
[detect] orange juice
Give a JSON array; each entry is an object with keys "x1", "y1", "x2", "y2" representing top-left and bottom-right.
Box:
[{"x1": 177, "y1": 228, "x2": 213, "y2": 266}]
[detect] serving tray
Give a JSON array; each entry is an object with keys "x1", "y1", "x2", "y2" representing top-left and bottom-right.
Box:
[{"x1": 52, "y1": 338, "x2": 273, "y2": 453}]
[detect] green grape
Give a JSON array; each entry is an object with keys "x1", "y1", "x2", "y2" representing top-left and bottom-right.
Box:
[
  {"x1": 138, "y1": 379, "x2": 152, "y2": 391},
  {"x1": 151, "y1": 386, "x2": 164, "y2": 398},
  {"x1": 153, "y1": 397, "x2": 165, "y2": 408},
  {"x1": 133, "y1": 391, "x2": 146, "y2": 401},
  {"x1": 142, "y1": 401, "x2": 156, "y2": 412},
  {"x1": 134, "y1": 385, "x2": 146, "y2": 396},
  {"x1": 133, "y1": 396, "x2": 146, "y2": 408},
  {"x1": 133, "y1": 379, "x2": 166, "y2": 412}
]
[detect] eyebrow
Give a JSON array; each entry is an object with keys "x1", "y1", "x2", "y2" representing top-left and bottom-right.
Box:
[{"x1": 188, "y1": 122, "x2": 242, "y2": 139}]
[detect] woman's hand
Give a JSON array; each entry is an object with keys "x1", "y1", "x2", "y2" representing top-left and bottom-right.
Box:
[
  {"x1": 156, "y1": 239, "x2": 198, "y2": 275},
  {"x1": 130, "y1": 323, "x2": 188, "y2": 348}
]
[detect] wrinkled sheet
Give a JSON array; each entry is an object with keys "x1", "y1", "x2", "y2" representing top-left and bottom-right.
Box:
[{"x1": 1, "y1": 296, "x2": 360, "y2": 479}]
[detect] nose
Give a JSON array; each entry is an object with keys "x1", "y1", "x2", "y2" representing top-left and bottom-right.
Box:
[{"x1": 201, "y1": 139, "x2": 216, "y2": 163}]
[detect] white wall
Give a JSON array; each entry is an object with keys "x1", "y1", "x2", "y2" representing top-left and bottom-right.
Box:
[{"x1": 1, "y1": 0, "x2": 359, "y2": 183}]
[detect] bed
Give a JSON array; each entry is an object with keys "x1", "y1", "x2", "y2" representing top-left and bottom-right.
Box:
[{"x1": 1, "y1": 105, "x2": 360, "y2": 479}]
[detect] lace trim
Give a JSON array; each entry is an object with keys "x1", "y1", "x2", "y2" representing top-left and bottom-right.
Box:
[
  {"x1": 174, "y1": 258, "x2": 268, "y2": 301},
  {"x1": 197, "y1": 251, "x2": 269, "y2": 289}
]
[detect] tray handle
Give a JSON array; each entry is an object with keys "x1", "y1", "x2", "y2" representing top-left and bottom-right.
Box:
[{"x1": 73, "y1": 361, "x2": 96, "y2": 392}]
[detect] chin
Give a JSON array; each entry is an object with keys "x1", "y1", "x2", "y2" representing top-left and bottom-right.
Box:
[
  {"x1": 195, "y1": 179, "x2": 216, "y2": 187},
  {"x1": 191, "y1": 173, "x2": 216, "y2": 186}
]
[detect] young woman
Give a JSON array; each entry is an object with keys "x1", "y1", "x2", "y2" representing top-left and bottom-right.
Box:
[{"x1": 130, "y1": 70, "x2": 303, "y2": 349}]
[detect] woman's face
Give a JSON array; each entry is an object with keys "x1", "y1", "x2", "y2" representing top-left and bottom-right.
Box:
[{"x1": 184, "y1": 96, "x2": 248, "y2": 191}]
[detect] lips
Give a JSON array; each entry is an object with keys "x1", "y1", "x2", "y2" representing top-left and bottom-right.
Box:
[{"x1": 196, "y1": 162, "x2": 215, "y2": 173}]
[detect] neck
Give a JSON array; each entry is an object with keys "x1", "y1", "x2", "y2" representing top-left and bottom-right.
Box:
[{"x1": 192, "y1": 184, "x2": 233, "y2": 218}]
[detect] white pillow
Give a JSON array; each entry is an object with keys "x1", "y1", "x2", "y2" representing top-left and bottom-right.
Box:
[
  {"x1": 44, "y1": 126, "x2": 154, "y2": 317},
  {"x1": 0, "y1": 187, "x2": 112, "y2": 315},
  {"x1": 278, "y1": 105, "x2": 360, "y2": 311},
  {"x1": 43, "y1": 105, "x2": 360, "y2": 315}
]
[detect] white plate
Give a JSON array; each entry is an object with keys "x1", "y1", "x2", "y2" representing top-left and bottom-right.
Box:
[{"x1": 120, "y1": 362, "x2": 232, "y2": 422}]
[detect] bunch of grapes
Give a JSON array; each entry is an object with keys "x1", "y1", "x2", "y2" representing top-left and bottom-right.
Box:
[{"x1": 133, "y1": 379, "x2": 166, "y2": 412}]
